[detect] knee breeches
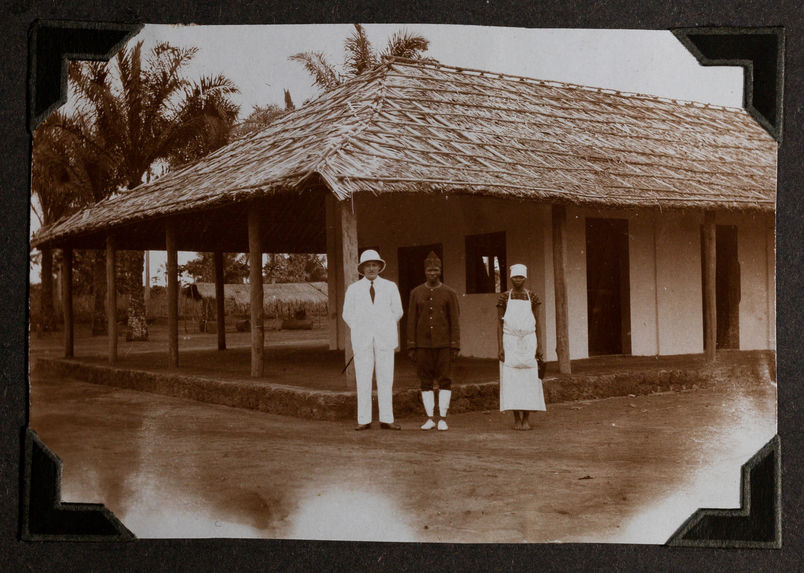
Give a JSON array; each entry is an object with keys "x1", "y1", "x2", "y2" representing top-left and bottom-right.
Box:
[{"x1": 415, "y1": 347, "x2": 452, "y2": 391}]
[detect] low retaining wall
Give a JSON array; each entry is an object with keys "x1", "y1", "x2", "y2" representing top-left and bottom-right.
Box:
[{"x1": 35, "y1": 352, "x2": 774, "y2": 421}]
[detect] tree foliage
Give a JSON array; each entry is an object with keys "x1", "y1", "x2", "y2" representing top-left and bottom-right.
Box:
[
  {"x1": 68, "y1": 42, "x2": 240, "y2": 189},
  {"x1": 32, "y1": 110, "x2": 116, "y2": 333},
  {"x1": 178, "y1": 252, "x2": 250, "y2": 283},
  {"x1": 31, "y1": 110, "x2": 115, "y2": 226},
  {"x1": 263, "y1": 254, "x2": 327, "y2": 284},
  {"x1": 290, "y1": 24, "x2": 433, "y2": 91},
  {"x1": 288, "y1": 50, "x2": 341, "y2": 91},
  {"x1": 233, "y1": 89, "x2": 296, "y2": 140},
  {"x1": 166, "y1": 74, "x2": 241, "y2": 168},
  {"x1": 178, "y1": 252, "x2": 326, "y2": 285},
  {"x1": 232, "y1": 103, "x2": 285, "y2": 139},
  {"x1": 57, "y1": 40, "x2": 241, "y2": 340}
]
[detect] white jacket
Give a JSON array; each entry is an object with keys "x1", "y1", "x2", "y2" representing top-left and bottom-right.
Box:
[{"x1": 342, "y1": 276, "x2": 404, "y2": 351}]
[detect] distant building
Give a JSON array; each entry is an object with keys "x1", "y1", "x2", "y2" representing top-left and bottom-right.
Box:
[{"x1": 190, "y1": 281, "x2": 327, "y2": 320}]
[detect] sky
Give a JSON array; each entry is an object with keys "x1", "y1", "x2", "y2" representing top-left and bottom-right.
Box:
[
  {"x1": 31, "y1": 24, "x2": 744, "y2": 285},
  {"x1": 137, "y1": 24, "x2": 743, "y2": 118}
]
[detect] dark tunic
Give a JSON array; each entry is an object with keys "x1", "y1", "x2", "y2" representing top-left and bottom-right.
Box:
[{"x1": 406, "y1": 283, "x2": 460, "y2": 349}]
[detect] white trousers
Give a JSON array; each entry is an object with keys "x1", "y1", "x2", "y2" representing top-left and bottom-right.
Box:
[{"x1": 353, "y1": 340, "x2": 395, "y2": 424}]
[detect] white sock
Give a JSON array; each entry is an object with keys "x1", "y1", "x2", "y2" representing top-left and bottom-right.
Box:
[
  {"x1": 421, "y1": 391, "x2": 435, "y2": 418},
  {"x1": 438, "y1": 389, "x2": 452, "y2": 418}
]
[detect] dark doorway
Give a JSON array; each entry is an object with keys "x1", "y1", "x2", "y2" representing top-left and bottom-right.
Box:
[
  {"x1": 397, "y1": 243, "x2": 443, "y2": 351},
  {"x1": 465, "y1": 231, "x2": 507, "y2": 294},
  {"x1": 701, "y1": 225, "x2": 740, "y2": 349},
  {"x1": 585, "y1": 218, "x2": 632, "y2": 356}
]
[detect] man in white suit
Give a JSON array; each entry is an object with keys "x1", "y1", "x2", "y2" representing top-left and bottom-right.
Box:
[{"x1": 342, "y1": 249, "x2": 404, "y2": 430}]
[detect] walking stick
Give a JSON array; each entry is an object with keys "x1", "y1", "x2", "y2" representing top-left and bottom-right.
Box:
[{"x1": 340, "y1": 355, "x2": 354, "y2": 375}]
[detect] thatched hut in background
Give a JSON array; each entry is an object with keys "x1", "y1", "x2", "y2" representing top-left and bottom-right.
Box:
[{"x1": 187, "y1": 281, "x2": 328, "y2": 331}]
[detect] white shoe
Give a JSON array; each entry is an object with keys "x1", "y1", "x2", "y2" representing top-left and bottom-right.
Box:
[
  {"x1": 420, "y1": 418, "x2": 436, "y2": 430},
  {"x1": 437, "y1": 419, "x2": 448, "y2": 431}
]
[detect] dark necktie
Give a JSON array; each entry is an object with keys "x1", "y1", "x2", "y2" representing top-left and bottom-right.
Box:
[{"x1": 369, "y1": 280, "x2": 375, "y2": 303}]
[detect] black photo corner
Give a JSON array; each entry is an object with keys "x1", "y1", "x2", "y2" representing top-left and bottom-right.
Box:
[
  {"x1": 21, "y1": 429, "x2": 134, "y2": 541},
  {"x1": 4, "y1": 3, "x2": 800, "y2": 571}
]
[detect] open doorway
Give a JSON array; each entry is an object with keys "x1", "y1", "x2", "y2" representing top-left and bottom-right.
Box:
[
  {"x1": 397, "y1": 243, "x2": 443, "y2": 351},
  {"x1": 701, "y1": 225, "x2": 740, "y2": 350},
  {"x1": 585, "y1": 218, "x2": 632, "y2": 356}
]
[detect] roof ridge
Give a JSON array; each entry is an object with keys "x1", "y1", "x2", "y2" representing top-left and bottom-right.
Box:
[
  {"x1": 226, "y1": 63, "x2": 392, "y2": 149},
  {"x1": 306, "y1": 62, "x2": 394, "y2": 198},
  {"x1": 385, "y1": 56, "x2": 745, "y2": 113}
]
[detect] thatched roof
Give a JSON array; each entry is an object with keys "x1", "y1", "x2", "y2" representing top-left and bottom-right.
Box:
[
  {"x1": 33, "y1": 58, "x2": 776, "y2": 248},
  {"x1": 192, "y1": 281, "x2": 327, "y2": 316}
]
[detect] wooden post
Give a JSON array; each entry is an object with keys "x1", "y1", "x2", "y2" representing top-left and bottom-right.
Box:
[
  {"x1": 39, "y1": 246, "x2": 54, "y2": 336},
  {"x1": 106, "y1": 236, "x2": 117, "y2": 364},
  {"x1": 702, "y1": 211, "x2": 717, "y2": 362},
  {"x1": 61, "y1": 246, "x2": 73, "y2": 358},
  {"x1": 339, "y1": 199, "x2": 359, "y2": 382},
  {"x1": 551, "y1": 204, "x2": 571, "y2": 375},
  {"x1": 166, "y1": 224, "x2": 179, "y2": 369},
  {"x1": 652, "y1": 212, "x2": 661, "y2": 355},
  {"x1": 325, "y1": 194, "x2": 340, "y2": 351},
  {"x1": 144, "y1": 250, "x2": 151, "y2": 302},
  {"x1": 214, "y1": 250, "x2": 226, "y2": 351},
  {"x1": 248, "y1": 207, "x2": 264, "y2": 377},
  {"x1": 766, "y1": 219, "x2": 775, "y2": 349}
]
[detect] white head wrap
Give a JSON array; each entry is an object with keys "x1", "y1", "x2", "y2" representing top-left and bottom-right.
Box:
[{"x1": 509, "y1": 264, "x2": 527, "y2": 278}]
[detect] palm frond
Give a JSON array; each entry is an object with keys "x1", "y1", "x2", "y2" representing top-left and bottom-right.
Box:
[
  {"x1": 32, "y1": 112, "x2": 93, "y2": 222},
  {"x1": 47, "y1": 39, "x2": 239, "y2": 198},
  {"x1": 289, "y1": 51, "x2": 340, "y2": 90},
  {"x1": 344, "y1": 23, "x2": 377, "y2": 77},
  {"x1": 381, "y1": 29, "x2": 430, "y2": 60}
]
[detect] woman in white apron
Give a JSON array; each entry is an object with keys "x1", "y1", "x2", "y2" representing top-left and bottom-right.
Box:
[{"x1": 497, "y1": 264, "x2": 546, "y2": 430}]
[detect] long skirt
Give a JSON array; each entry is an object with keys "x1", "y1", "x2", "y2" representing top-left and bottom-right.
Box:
[{"x1": 499, "y1": 332, "x2": 546, "y2": 412}]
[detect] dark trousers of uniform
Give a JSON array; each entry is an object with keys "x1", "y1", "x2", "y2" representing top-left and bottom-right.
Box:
[{"x1": 415, "y1": 347, "x2": 452, "y2": 390}]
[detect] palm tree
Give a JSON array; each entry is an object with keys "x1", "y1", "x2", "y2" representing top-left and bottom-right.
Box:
[
  {"x1": 167, "y1": 74, "x2": 241, "y2": 169},
  {"x1": 233, "y1": 89, "x2": 297, "y2": 140},
  {"x1": 68, "y1": 40, "x2": 240, "y2": 341},
  {"x1": 290, "y1": 24, "x2": 433, "y2": 91},
  {"x1": 47, "y1": 103, "x2": 124, "y2": 335},
  {"x1": 33, "y1": 107, "x2": 125, "y2": 335},
  {"x1": 232, "y1": 103, "x2": 286, "y2": 139},
  {"x1": 31, "y1": 111, "x2": 85, "y2": 334}
]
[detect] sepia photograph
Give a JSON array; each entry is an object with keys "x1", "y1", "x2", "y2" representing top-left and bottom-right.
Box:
[{"x1": 25, "y1": 22, "x2": 778, "y2": 545}]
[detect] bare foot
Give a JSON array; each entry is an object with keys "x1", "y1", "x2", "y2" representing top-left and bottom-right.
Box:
[{"x1": 521, "y1": 421, "x2": 532, "y2": 430}]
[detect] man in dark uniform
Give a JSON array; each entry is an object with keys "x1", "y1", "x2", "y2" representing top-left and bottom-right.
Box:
[{"x1": 406, "y1": 251, "x2": 460, "y2": 431}]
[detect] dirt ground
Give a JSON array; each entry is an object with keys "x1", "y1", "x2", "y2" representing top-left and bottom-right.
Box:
[{"x1": 29, "y1": 368, "x2": 776, "y2": 544}]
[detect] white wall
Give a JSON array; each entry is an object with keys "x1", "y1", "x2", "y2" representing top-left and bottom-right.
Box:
[
  {"x1": 627, "y1": 211, "x2": 660, "y2": 356},
  {"x1": 354, "y1": 193, "x2": 548, "y2": 359},
  {"x1": 541, "y1": 209, "x2": 556, "y2": 362},
  {"x1": 654, "y1": 211, "x2": 705, "y2": 355},
  {"x1": 767, "y1": 221, "x2": 776, "y2": 350},
  {"x1": 716, "y1": 211, "x2": 776, "y2": 351},
  {"x1": 350, "y1": 192, "x2": 775, "y2": 359},
  {"x1": 564, "y1": 207, "x2": 590, "y2": 360},
  {"x1": 566, "y1": 206, "x2": 660, "y2": 357}
]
